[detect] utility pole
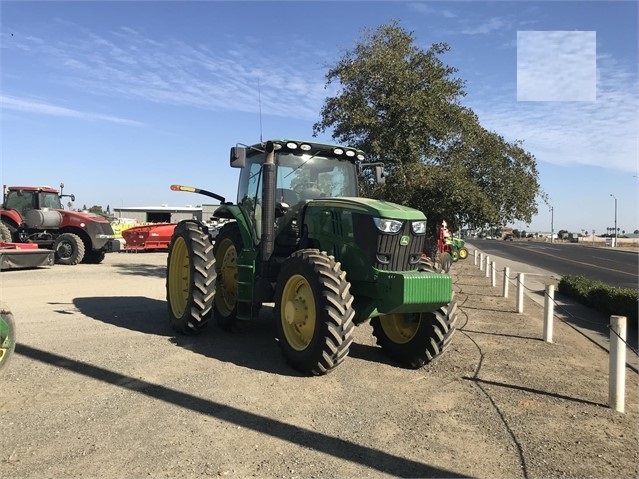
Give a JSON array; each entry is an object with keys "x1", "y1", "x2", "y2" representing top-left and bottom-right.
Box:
[
  {"x1": 550, "y1": 206, "x2": 554, "y2": 243},
  {"x1": 610, "y1": 194, "x2": 618, "y2": 247}
]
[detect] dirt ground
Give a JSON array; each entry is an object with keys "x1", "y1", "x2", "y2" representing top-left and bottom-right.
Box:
[{"x1": 0, "y1": 251, "x2": 637, "y2": 479}]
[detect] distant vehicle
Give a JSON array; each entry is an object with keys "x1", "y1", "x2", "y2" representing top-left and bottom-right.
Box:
[
  {"x1": 1, "y1": 183, "x2": 114, "y2": 265},
  {"x1": 503, "y1": 234, "x2": 513, "y2": 241}
]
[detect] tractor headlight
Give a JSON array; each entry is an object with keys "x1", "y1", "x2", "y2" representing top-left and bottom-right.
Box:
[
  {"x1": 411, "y1": 220, "x2": 427, "y2": 234},
  {"x1": 373, "y1": 217, "x2": 403, "y2": 233}
]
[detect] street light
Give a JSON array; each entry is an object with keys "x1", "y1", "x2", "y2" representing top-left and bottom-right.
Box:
[
  {"x1": 610, "y1": 194, "x2": 617, "y2": 247},
  {"x1": 550, "y1": 206, "x2": 554, "y2": 243}
]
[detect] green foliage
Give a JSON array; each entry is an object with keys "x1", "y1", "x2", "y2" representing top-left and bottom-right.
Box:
[
  {"x1": 558, "y1": 275, "x2": 638, "y2": 327},
  {"x1": 313, "y1": 20, "x2": 544, "y2": 232}
]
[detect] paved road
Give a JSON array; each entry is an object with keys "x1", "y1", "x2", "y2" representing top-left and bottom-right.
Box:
[{"x1": 467, "y1": 239, "x2": 638, "y2": 289}]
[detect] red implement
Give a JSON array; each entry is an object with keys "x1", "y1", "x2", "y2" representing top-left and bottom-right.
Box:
[{"x1": 121, "y1": 223, "x2": 177, "y2": 251}]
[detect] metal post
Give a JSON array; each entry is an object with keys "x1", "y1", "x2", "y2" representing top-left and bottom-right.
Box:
[
  {"x1": 609, "y1": 315, "x2": 627, "y2": 413},
  {"x1": 550, "y1": 206, "x2": 554, "y2": 243},
  {"x1": 516, "y1": 273, "x2": 525, "y2": 313},
  {"x1": 479, "y1": 253, "x2": 484, "y2": 271},
  {"x1": 485, "y1": 256, "x2": 490, "y2": 278},
  {"x1": 491, "y1": 261, "x2": 496, "y2": 287},
  {"x1": 503, "y1": 266, "x2": 509, "y2": 298},
  {"x1": 543, "y1": 284, "x2": 555, "y2": 342},
  {"x1": 474, "y1": 249, "x2": 477, "y2": 266}
]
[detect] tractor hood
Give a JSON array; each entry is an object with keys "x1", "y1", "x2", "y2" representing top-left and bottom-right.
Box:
[
  {"x1": 308, "y1": 197, "x2": 426, "y2": 220},
  {"x1": 60, "y1": 209, "x2": 111, "y2": 224}
]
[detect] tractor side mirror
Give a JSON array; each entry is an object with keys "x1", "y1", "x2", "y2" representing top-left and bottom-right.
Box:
[
  {"x1": 230, "y1": 146, "x2": 246, "y2": 168},
  {"x1": 375, "y1": 165, "x2": 386, "y2": 185},
  {"x1": 70, "y1": 194, "x2": 76, "y2": 202}
]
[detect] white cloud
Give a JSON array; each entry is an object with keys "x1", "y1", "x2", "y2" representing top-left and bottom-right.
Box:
[
  {"x1": 471, "y1": 55, "x2": 638, "y2": 173},
  {"x1": 4, "y1": 26, "x2": 328, "y2": 121},
  {"x1": 517, "y1": 31, "x2": 597, "y2": 101},
  {"x1": 0, "y1": 95, "x2": 144, "y2": 126}
]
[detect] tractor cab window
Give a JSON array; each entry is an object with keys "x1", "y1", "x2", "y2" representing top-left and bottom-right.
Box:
[
  {"x1": 4, "y1": 190, "x2": 36, "y2": 218},
  {"x1": 276, "y1": 153, "x2": 358, "y2": 204},
  {"x1": 40, "y1": 192, "x2": 62, "y2": 209}
]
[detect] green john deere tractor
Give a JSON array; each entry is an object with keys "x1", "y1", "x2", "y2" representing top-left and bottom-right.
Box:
[
  {"x1": 0, "y1": 302, "x2": 16, "y2": 375},
  {"x1": 166, "y1": 139, "x2": 457, "y2": 375}
]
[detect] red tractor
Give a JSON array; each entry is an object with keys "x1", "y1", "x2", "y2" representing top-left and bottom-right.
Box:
[{"x1": 0, "y1": 183, "x2": 114, "y2": 265}]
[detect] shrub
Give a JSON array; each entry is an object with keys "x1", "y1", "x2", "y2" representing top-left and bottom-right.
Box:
[{"x1": 558, "y1": 275, "x2": 638, "y2": 328}]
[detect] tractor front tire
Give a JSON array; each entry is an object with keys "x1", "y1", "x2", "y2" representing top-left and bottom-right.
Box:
[
  {"x1": 274, "y1": 249, "x2": 355, "y2": 375},
  {"x1": 0, "y1": 302, "x2": 16, "y2": 374},
  {"x1": 371, "y1": 301, "x2": 458, "y2": 369},
  {"x1": 166, "y1": 220, "x2": 216, "y2": 335},
  {"x1": 54, "y1": 232, "x2": 85, "y2": 265},
  {"x1": 458, "y1": 247, "x2": 468, "y2": 260},
  {"x1": 83, "y1": 250, "x2": 106, "y2": 264}
]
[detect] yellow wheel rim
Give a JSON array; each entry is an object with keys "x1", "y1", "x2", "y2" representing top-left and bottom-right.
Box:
[
  {"x1": 379, "y1": 313, "x2": 420, "y2": 344},
  {"x1": 215, "y1": 238, "x2": 238, "y2": 315},
  {"x1": 168, "y1": 236, "x2": 190, "y2": 318},
  {"x1": 280, "y1": 274, "x2": 316, "y2": 351},
  {"x1": 459, "y1": 248, "x2": 468, "y2": 259}
]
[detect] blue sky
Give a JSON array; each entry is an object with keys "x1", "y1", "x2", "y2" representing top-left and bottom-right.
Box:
[{"x1": 1, "y1": 0, "x2": 637, "y2": 235}]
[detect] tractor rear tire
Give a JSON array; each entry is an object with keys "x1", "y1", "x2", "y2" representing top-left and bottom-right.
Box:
[
  {"x1": 458, "y1": 247, "x2": 468, "y2": 260},
  {"x1": 54, "y1": 232, "x2": 85, "y2": 265},
  {"x1": 371, "y1": 301, "x2": 458, "y2": 369},
  {"x1": 0, "y1": 302, "x2": 16, "y2": 374},
  {"x1": 274, "y1": 249, "x2": 355, "y2": 375},
  {"x1": 0, "y1": 222, "x2": 12, "y2": 243},
  {"x1": 213, "y1": 223, "x2": 256, "y2": 331},
  {"x1": 450, "y1": 247, "x2": 460, "y2": 262},
  {"x1": 166, "y1": 220, "x2": 216, "y2": 335}
]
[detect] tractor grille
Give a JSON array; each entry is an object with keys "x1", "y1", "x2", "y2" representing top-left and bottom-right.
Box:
[{"x1": 352, "y1": 214, "x2": 424, "y2": 271}]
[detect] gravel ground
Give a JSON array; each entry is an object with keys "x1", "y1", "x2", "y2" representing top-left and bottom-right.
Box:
[{"x1": 0, "y1": 251, "x2": 637, "y2": 479}]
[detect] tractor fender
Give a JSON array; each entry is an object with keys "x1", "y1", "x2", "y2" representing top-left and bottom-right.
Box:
[
  {"x1": 0, "y1": 211, "x2": 22, "y2": 229},
  {"x1": 213, "y1": 205, "x2": 255, "y2": 250}
]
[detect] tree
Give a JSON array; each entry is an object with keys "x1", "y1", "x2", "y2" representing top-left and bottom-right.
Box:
[
  {"x1": 88, "y1": 205, "x2": 103, "y2": 214},
  {"x1": 313, "y1": 21, "x2": 543, "y2": 232}
]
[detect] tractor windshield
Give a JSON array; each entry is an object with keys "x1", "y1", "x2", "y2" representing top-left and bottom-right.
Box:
[{"x1": 275, "y1": 152, "x2": 358, "y2": 205}]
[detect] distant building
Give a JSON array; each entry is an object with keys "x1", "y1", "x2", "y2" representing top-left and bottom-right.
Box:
[{"x1": 113, "y1": 204, "x2": 221, "y2": 224}]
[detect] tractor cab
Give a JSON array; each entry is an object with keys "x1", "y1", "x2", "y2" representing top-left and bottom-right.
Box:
[
  {"x1": 231, "y1": 140, "x2": 363, "y2": 247},
  {"x1": 3, "y1": 186, "x2": 63, "y2": 218}
]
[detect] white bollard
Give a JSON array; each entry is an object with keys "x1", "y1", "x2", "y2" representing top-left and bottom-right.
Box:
[
  {"x1": 516, "y1": 273, "x2": 525, "y2": 313},
  {"x1": 474, "y1": 249, "x2": 478, "y2": 266},
  {"x1": 543, "y1": 284, "x2": 555, "y2": 342},
  {"x1": 503, "y1": 266, "x2": 510, "y2": 298},
  {"x1": 609, "y1": 315, "x2": 627, "y2": 413},
  {"x1": 479, "y1": 253, "x2": 484, "y2": 271},
  {"x1": 485, "y1": 256, "x2": 490, "y2": 278},
  {"x1": 491, "y1": 261, "x2": 496, "y2": 287}
]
